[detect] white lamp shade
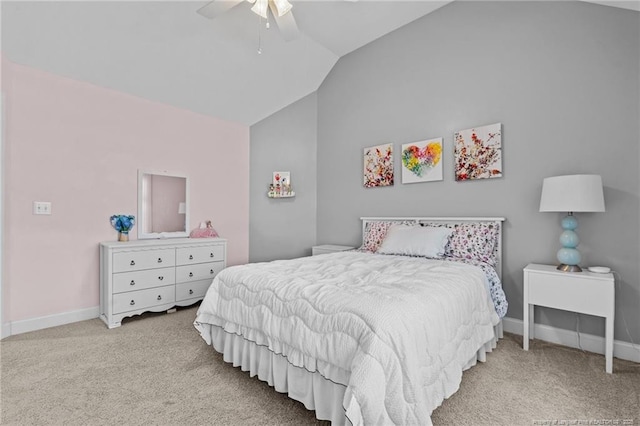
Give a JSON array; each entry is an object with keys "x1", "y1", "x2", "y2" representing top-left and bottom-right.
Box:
[{"x1": 539, "y1": 174, "x2": 605, "y2": 213}]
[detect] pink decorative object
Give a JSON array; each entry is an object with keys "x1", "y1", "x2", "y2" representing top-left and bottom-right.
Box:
[{"x1": 190, "y1": 221, "x2": 219, "y2": 238}]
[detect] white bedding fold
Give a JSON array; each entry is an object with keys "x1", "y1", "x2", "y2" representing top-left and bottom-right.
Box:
[{"x1": 195, "y1": 251, "x2": 499, "y2": 425}]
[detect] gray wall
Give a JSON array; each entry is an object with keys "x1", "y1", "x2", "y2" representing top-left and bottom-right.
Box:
[
  {"x1": 249, "y1": 92, "x2": 318, "y2": 262},
  {"x1": 316, "y1": 1, "x2": 639, "y2": 342},
  {"x1": 251, "y1": 1, "x2": 640, "y2": 344}
]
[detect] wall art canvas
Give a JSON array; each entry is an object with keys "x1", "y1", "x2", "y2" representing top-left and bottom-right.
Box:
[
  {"x1": 454, "y1": 123, "x2": 502, "y2": 181},
  {"x1": 363, "y1": 143, "x2": 394, "y2": 188},
  {"x1": 401, "y1": 138, "x2": 443, "y2": 184}
]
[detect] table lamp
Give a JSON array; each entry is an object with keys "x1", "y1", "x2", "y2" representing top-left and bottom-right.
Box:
[{"x1": 539, "y1": 174, "x2": 605, "y2": 272}]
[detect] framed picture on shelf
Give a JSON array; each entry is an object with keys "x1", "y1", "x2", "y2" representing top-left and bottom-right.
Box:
[
  {"x1": 273, "y1": 171, "x2": 291, "y2": 188},
  {"x1": 269, "y1": 171, "x2": 294, "y2": 197}
]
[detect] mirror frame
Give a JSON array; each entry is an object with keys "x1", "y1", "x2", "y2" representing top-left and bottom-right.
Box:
[{"x1": 137, "y1": 169, "x2": 190, "y2": 239}]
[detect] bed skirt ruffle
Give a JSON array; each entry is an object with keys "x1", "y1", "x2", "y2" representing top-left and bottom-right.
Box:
[{"x1": 199, "y1": 321, "x2": 503, "y2": 425}]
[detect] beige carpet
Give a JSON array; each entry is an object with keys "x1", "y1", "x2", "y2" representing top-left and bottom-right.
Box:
[{"x1": 1, "y1": 306, "x2": 638, "y2": 425}]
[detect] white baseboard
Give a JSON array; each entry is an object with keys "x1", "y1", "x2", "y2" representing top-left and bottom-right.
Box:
[
  {"x1": 503, "y1": 316, "x2": 640, "y2": 364},
  {"x1": 1, "y1": 322, "x2": 11, "y2": 339},
  {"x1": 5, "y1": 306, "x2": 99, "y2": 337}
]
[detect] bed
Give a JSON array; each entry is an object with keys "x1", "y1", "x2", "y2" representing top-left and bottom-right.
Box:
[{"x1": 194, "y1": 217, "x2": 507, "y2": 425}]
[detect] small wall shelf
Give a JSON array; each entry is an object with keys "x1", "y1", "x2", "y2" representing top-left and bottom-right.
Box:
[{"x1": 268, "y1": 192, "x2": 296, "y2": 198}]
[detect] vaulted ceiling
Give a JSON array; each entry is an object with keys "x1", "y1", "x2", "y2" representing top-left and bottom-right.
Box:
[{"x1": 2, "y1": 1, "x2": 637, "y2": 125}]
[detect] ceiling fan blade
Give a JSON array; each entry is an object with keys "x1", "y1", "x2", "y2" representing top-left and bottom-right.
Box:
[
  {"x1": 197, "y1": 0, "x2": 244, "y2": 19},
  {"x1": 269, "y1": 4, "x2": 299, "y2": 41}
]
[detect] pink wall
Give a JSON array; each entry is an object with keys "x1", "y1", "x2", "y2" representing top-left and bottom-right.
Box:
[{"x1": 1, "y1": 58, "x2": 249, "y2": 323}]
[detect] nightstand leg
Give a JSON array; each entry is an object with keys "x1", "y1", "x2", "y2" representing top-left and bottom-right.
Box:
[
  {"x1": 523, "y1": 272, "x2": 531, "y2": 351},
  {"x1": 529, "y1": 304, "x2": 535, "y2": 339},
  {"x1": 523, "y1": 307, "x2": 528, "y2": 350},
  {"x1": 523, "y1": 303, "x2": 532, "y2": 351},
  {"x1": 605, "y1": 315, "x2": 613, "y2": 374}
]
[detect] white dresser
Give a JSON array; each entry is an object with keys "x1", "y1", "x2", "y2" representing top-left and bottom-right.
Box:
[{"x1": 100, "y1": 238, "x2": 226, "y2": 328}]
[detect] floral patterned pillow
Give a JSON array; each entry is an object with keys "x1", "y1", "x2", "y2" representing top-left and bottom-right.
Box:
[
  {"x1": 448, "y1": 223, "x2": 499, "y2": 265},
  {"x1": 361, "y1": 220, "x2": 416, "y2": 252},
  {"x1": 421, "y1": 221, "x2": 499, "y2": 265}
]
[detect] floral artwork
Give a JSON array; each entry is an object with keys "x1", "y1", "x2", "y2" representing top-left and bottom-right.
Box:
[
  {"x1": 401, "y1": 138, "x2": 443, "y2": 184},
  {"x1": 454, "y1": 123, "x2": 502, "y2": 181},
  {"x1": 363, "y1": 143, "x2": 394, "y2": 188}
]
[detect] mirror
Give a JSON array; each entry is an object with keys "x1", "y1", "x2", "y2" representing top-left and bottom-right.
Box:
[{"x1": 137, "y1": 170, "x2": 189, "y2": 239}]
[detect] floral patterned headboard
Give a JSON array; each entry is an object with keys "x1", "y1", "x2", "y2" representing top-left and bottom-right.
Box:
[{"x1": 360, "y1": 216, "x2": 506, "y2": 279}]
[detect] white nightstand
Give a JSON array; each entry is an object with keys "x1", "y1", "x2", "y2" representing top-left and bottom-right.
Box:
[
  {"x1": 312, "y1": 245, "x2": 355, "y2": 256},
  {"x1": 523, "y1": 263, "x2": 615, "y2": 373}
]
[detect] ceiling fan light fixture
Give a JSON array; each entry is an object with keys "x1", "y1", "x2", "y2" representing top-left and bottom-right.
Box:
[
  {"x1": 250, "y1": 0, "x2": 269, "y2": 19},
  {"x1": 271, "y1": 0, "x2": 293, "y2": 17}
]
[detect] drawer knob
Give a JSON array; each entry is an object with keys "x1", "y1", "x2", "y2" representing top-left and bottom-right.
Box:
[
  {"x1": 157, "y1": 295, "x2": 162, "y2": 301},
  {"x1": 130, "y1": 280, "x2": 135, "y2": 286},
  {"x1": 189, "y1": 254, "x2": 194, "y2": 260},
  {"x1": 157, "y1": 258, "x2": 163, "y2": 263},
  {"x1": 210, "y1": 269, "x2": 214, "y2": 274},
  {"x1": 189, "y1": 272, "x2": 194, "y2": 277},
  {"x1": 189, "y1": 289, "x2": 194, "y2": 295},
  {"x1": 130, "y1": 300, "x2": 135, "y2": 306},
  {"x1": 210, "y1": 253, "x2": 214, "y2": 258},
  {"x1": 130, "y1": 260, "x2": 136, "y2": 266},
  {"x1": 158, "y1": 276, "x2": 164, "y2": 281}
]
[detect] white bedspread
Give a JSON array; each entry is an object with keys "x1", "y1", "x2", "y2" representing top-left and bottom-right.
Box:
[{"x1": 194, "y1": 251, "x2": 499, "y2": 425}]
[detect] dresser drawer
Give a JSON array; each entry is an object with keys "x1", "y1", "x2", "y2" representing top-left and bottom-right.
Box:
[
  {"x1": 112, "y1": 285, "x2": 176, "y2": 314},
  {"x1": 113, "y1": 267, "x2": 176, "y2": 294},
  {"x1": 176, "y1": 261, "x2": 225, "y2": 283},
  {"x1": 113, "y1": 249, "x2": 176, "y2": 273},
  {"x1": 176, "y1": 245, "x2": 225, "y2": 266},
  {"x1": 176, "y1": 279, "x2": 212, "y2": 302}
]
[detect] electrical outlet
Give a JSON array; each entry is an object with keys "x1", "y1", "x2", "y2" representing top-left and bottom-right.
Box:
[{"x1": 33, "y1": 201, "x2": 52, "y2": 215}]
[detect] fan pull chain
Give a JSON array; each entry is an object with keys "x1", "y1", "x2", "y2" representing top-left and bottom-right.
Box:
[
  {"x1": 257, "y1": 15, "x2": 270, "y2": 54},
  {"x1": 257, "y1": 16, "x2": 263, "y2": 54}
]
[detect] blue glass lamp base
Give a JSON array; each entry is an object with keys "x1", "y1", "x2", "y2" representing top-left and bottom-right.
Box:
[{"x1": 556, "y1": 214, "x2": 582, "y2": 272}]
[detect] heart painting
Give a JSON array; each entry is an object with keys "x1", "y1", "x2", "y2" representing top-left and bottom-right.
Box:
[{"x1": 401, "y1": 138, "x2": 443, "y2": 184}]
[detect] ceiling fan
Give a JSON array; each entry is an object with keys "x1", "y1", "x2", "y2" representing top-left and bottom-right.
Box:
[{"x1": 197, "y1": 0, "x2": 299, "y2": 42}]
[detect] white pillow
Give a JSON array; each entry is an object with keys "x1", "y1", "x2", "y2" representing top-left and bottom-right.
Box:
[{"x1": 377, "y1": 224, "x2": 453, "y2": 258}]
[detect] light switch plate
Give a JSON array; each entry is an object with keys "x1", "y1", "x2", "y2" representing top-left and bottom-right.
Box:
[{"x1": 33, "y1": 201, "x2": 52, "y2": 215}]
